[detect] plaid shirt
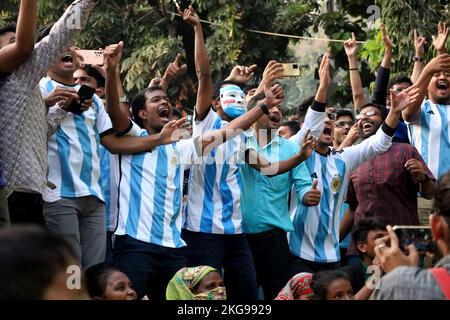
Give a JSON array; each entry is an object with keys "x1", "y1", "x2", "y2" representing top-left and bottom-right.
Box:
[
  {"x1": 371, "y1": 256, "x2": 450, "y2": 300},
  {"x1": 0, "y1": 0, "x2": 96, "y2": 194},
  {"x1": 346, "y1": 143, "x2": 435, "y2": 255}
]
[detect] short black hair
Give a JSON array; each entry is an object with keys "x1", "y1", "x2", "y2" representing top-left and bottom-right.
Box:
[
  {"x1": 171, "y1": 107, "x2": 182, "y2": 120},
  {"x1": 279, "y1": 120, "x2": 300, "y2": 135},
  {"x1": 351, "y1": 217, "x2": 387, "y2": 245},
  {"x1": 0, "y1": 22, "x2": 16, "y2": 36},
  {"x1": 388, "y1": 74, "x2": 413, "y2": 91},
  {"x1": 310, "y1": 270, "x2": 351, "y2": 300},
  {"x1": 358, "y1": 102, "x2": 388, "y2": 120},
  {"x1": 0, "y1": 226, "x2": 77, "y2": 300},
  {"x1": 131, "y1": 86, "x2": 164, "y2": 128},
  {"x1": 83, "y1": 65, "x2": 105, "y2": 88},
  {"x1": 335, "y1": 109, "x2": 355, "y2": 122},
  {"x1": 433, "y1": 170, "x2": 450, "y2": 224},
  {"x1": 85, "y1": 263, "x2": 122, "y2": 299},
  {"x1": 297, "y1": 96, "x2": 315, "y2": 123}
]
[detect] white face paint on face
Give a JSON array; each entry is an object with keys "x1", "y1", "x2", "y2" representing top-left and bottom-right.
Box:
[{"x1": 219, "y1": 85, "x2": 246, "y2": 119}]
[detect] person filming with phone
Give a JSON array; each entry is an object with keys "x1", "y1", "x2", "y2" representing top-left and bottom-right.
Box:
[{"x1": 371, "y1": 170, "x2": 450, "y2": 300}]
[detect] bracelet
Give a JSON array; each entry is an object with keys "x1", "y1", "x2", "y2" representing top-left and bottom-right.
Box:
[
  {"x1": 259, "y1": 103, "x2": 270, "y2": 115},
  {"x1": 349, "y1": 68, "x2": 359, "y2": 71},
  {"x1": 413, "y1": 56, "x2": 424, "y2": 62}
]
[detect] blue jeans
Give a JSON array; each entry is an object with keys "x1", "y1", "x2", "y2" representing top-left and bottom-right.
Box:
[
  {"x1": 182, "y1": 229, "x2": 258, "y2": 301},
  {"x1": 114, "y1": 234, "x2": 187, "y2": 300}
]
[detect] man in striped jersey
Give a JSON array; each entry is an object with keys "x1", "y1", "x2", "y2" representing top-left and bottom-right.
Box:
[
  {"x1": 290, "y1": 87, "x2": 424, "y2": 274},
  {"x1": 40, "y1": 46, "x2": 176, "y2": 270},
  {"x1": 104, "y1": 36, "x2": 280, "y2": 300}
]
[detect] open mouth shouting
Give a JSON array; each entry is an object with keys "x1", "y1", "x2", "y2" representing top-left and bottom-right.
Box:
[
  {"x1": 436, "y1": 80, "x2": 449, "y2": 94},
  {"x1": 61, "y1": 53, "x2": 74, "y2": 69},
  {"x1": 158, "y1": 106, "x2": 171, "y2": 123},
  {"x1": 360, "y1": 120, "x2": 375, "y2": 134},
  {"x1": 268, "y1": 113, "x2": 281, "y2": 126}
]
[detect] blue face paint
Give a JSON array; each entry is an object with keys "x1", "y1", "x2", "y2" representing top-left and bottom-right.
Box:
[{"x1": 220, "y1": 85, "x2": 246, "y2": 119}]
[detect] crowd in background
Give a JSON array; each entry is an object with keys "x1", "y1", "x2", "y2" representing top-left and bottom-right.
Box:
[{"x1": 0, "y1": 0, "x2": 449, "y2": 300}]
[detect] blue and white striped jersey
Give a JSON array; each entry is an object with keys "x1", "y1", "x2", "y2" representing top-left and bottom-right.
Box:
[
  {"x1": 289, "y1": 127, "x2": 394, "y2": 263},
  {"x1": 406, "y1": 100, "x2": 450, "y2": 179},
  {"x1": 115, "y1": 122, "x2": 201, "y2": 248},
  {"x1": 40, "y1": 77, "x2": 112, "y2": 203},
  {"x1": 99, "y1": 145, "x2": 119, "y2": 232},
  {"x1": 184, "y1": 108, "x2": 246, "y2": 234}
]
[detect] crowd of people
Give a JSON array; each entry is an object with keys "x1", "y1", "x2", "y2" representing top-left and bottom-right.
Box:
[{"x1": 0, "y1": 0, "x2": 449, "y2": 301}]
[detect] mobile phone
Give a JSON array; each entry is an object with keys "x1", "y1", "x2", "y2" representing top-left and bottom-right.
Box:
[
  {"x1": 67, "y1": 85, "x2": 96, "y2": 116},
  {"x1": 282, "y1": 63, "x2": 302, "y2": 77},
  {"x1": 393, "y1": 225, "x2": 434, "y2": 253},
  {"x1": 76, "y1": 49, "x2": 104, "y2": 65}
]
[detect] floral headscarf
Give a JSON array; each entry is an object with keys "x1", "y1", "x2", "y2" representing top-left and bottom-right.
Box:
[
  {"x1": 166, "y1": 266, "x2": 226, "y2": 300},
  {"x1": 275, "y1": 273, "x2": 314, "y2": 300}
]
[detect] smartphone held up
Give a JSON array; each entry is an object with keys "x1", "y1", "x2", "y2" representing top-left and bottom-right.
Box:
[
  {"x1": 282, "y1": 63, "x2": 302, "y2": 77},
  {"x1": 76, "y1": 49, "x2": 104, "y2": 66}
]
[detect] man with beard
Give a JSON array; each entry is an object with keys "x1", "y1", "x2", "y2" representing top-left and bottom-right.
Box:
[
  {"x1": 371, "y1": 170, "x2": 450, "y2": 300},
  {"x1": 340, "y1": 100, "x2": 436, "y2": 263},
  {"x1": 289, "y1": 88, "x2": 421, "y2": 274}
]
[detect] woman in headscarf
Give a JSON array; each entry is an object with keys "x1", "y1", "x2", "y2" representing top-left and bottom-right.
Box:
[
  {"x1": 166, "y1": 266, "x2": 226, "y2": 300},
  {"x1": 275, "y1": 273, "x2": 314, "y2": 300}
]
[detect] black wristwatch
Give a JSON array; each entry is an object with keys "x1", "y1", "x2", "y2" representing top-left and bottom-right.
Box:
[
  {"x1": 413, "y1": 56, "x2": 424, "y2": 62},
  {"x1": 259, "y1": 103, "x2": 270, "y2": 115}
]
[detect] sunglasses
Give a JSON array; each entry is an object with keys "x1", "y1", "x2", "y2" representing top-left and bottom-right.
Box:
[
  {"x1": 356, "y1": 110, "x2": 379, "y2": 120},
  {"x1": 334, "y1": 120, "x2": 355, "y2": 128}
]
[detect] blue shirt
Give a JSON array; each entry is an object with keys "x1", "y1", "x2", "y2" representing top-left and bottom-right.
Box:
[{"x1": 240, "y1": 133, "x2": 312, "y2": 234}]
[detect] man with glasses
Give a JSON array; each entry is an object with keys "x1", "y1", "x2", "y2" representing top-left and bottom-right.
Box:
[
  {"x1": 340, "y1": 102, "x2": 436, "y2": 265},
  {"x1": 333, "y1": 110, "x2": 357, "y2": 151}
]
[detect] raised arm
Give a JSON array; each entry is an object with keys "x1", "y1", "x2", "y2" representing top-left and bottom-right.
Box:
[
  {"x1": 432, "y1": 22, "x2": 449, "y2": 56},
  {"x1": 245, "y1": 130, "x2": 317, "y2": 176},
  {"x1": 104, "y1": 41, "x2": 130, "y2": 133},
  {"x1": 341, "y1": 86, "x2": 421, "y2": 172},
  {"x1": 253, "y1": 60, "x2": 284, "y2": 98},
  {"x1": 372, "y1": 24, "x2": 392, "y2": 106},
  {"x1": 411, "y1": 29, "x2": 427, "y2": 84},
  {"x1": 180, "y1": 5, "x2": 212, "y2": 120},
  {"x1": 289, "y1": 54, "x2": 329, "y2": 144},
  {"x1": 0, "y1": 0, "x2": 37, "y2": 73},
  {"x1": 403, "y1": 54, "x2": 450, "y2": 122},
  {"x1": 150, "y1": 54, "x2": 187, "y2": 92},
  {"x1": 18, "y1": 0, "x2": 97, "y2": 88},
  {"x1": 344, "y1": 33, "x2": 366, "y2": 111}
]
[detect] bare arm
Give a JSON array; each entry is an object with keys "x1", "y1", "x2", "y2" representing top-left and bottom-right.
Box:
[
  {"x1": 345, "y1": 33, "x2": 366, "y2": 112},
  {"x1": 411, "y1": 29, "x2": 426, "y2": 84},
  {"x1": 339, "y1": 206, "x2": 355, "y2": 241},
  {"x1": 0, "y1": 0, "x2": 37, "y2": 73},
  {"x1": 181, "y1": 5, "x2": 212, "y2": 120}
]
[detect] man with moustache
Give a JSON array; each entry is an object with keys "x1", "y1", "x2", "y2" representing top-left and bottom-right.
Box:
[{"x1": 340, "y1": 99, "x2": 437, "y2": 261}]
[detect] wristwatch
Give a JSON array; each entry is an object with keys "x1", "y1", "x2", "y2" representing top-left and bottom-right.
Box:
[
  {"x1": 259, "y1": 103, "x2": 270, "y2": 115},
  {"x1": 119, "y1": 96, "x2": 129, "y2": 104},
  {"x1": 413, "y1": 56, "x2": 424, "y2": 62}
]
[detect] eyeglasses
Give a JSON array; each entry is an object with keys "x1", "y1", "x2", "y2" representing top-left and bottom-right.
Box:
[
  {"x1": 356, "y1": 110, "x2": 379, "y2": 120},
  {"x1": 326, "y1": 112, "x2": 337, "y2": 121},
  {"x1": 334, "y1": 120, "x2": 355, "y2": 128}
]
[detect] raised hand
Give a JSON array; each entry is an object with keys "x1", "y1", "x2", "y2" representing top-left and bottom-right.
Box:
[
  {"x1": 179, "y1": 5, "x2": 200, "y2": 27},
  {"x1": 425, "y1": 53, "x2": 450, "y2": 75},
  {"x1": 432, "y1": 21, "x2": 449, "y2": 55},
  {"x1": 261, "y1": 60, "x2": 284, "y2": 88},
  {"x1": 263, "y1": 85, "x2": 284, "y2": 108},
  {"x1": 344, "y1": 32, "x2": 358, "y2": 57},
  {"x1": 381, "y1": 24, "x2": 393, "y2": 52},
  {"x1": 318, "y1": 53, "x2": 330, "y2": 88},
  {"x1": 163, "y1": 54, "x2": 188, "y2": 81},
  {"x1": 299, "y1": 129, "x2": 318, "y2": 160},
  {"x1": 414, "y1": 29, "x2": 427, "y2": 58},
  {"x1": 104, "y1": 41, "x2": 124, "y2": 72},
  {"x1": 303, "y1": 179, "x2": 321, "y2": 206},
  {"x1": 389, "y1": 86, "x2": 420, "y2": 113},
  {"x1": 225, "y1": 64, "x2": 257, "y2": 84}
]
